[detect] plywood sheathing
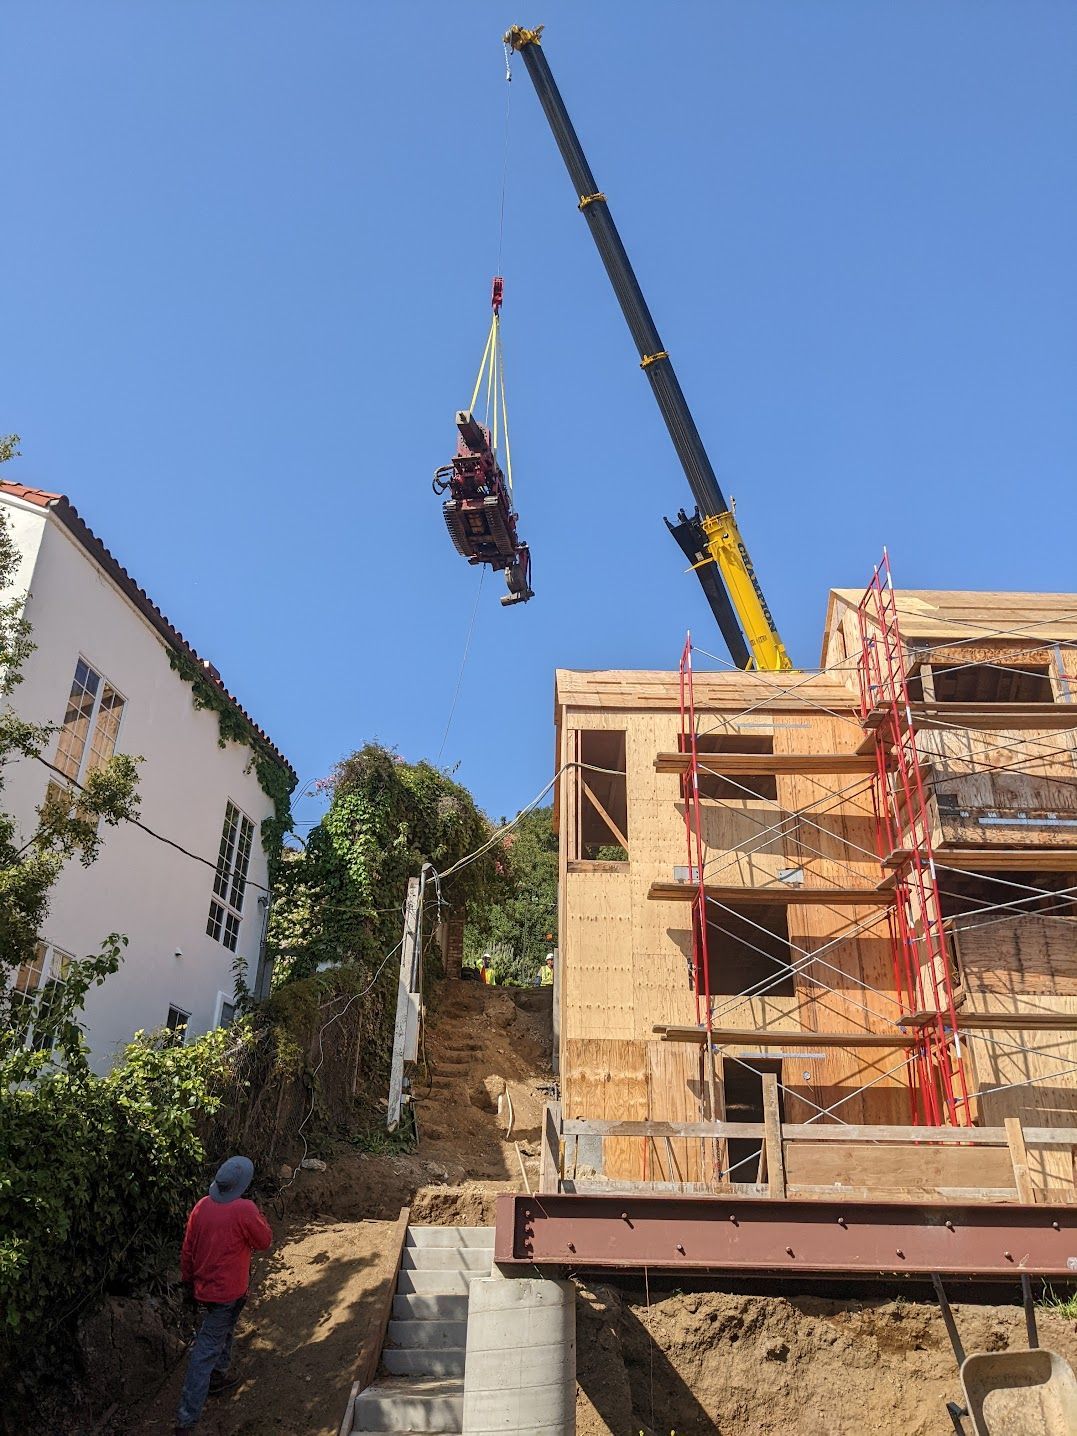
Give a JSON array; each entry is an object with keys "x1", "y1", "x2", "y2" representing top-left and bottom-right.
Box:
[{"x1": 555, "y1": 590, "x2": 1077, "y2": 1196}]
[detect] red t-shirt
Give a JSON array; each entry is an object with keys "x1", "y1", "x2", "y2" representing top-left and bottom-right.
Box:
[{"x1": 180, "y1": 1194, "x2": 273, "y2": 1303}]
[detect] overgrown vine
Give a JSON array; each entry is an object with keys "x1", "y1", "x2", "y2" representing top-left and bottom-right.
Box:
[{"x1": 167, "y1": 647, "x2": 295, "y2": 879}]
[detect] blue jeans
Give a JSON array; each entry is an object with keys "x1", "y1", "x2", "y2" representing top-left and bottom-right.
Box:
[{"x1": 176, "y1": 1295, "x2": 246, "y2": 1427}]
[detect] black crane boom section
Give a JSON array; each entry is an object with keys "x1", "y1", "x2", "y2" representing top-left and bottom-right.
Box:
[{"x1": 509, "y1": 32, "x2": 751, "y2": 669}]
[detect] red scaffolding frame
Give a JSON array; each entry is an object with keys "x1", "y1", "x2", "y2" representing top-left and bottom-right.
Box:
[
  {"x1": 678, "y1": 634, "x2": 713, "y2": 1028},
  {"x1": 856, "y1": 552, "x2": 972, "y2": 1127}
]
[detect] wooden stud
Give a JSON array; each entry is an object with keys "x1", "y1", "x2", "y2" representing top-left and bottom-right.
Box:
[
  {"x1": 540, "y1": 1102, "x2": 562, "y2": 1195},
  {"x1": 762, "y1": 1073, "x2": 786, "y2": 1199},
  {"x1": 581, "y1": 779, "x2": 630, "y2": 852},
  {"x1": 1006, "y1": 1117, "x2": 1036, "y2": 1206}
]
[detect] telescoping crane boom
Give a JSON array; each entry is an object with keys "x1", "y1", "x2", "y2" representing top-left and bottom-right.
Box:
[{"x1": 505, "y1": 25, "x2": 792, "y2": 672}]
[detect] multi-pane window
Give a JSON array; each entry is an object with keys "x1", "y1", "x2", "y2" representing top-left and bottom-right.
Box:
[
  {"x1": 54, "y1": 658, "x2": 125, "y2": 783},
  {"x1": 9, "y1": 941, "x2": 73, "y2": 1048},
  {"x1": 166, "y1": 1005, "x2": 190, "y2": 1045},
  {"x1": 206, "y1": 801, "x2": 254, "y2": 953}
]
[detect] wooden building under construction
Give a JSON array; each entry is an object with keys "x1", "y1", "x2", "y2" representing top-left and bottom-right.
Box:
[{"x1": 546, "y1": 581, "x2": 1077, "y2": 1206}]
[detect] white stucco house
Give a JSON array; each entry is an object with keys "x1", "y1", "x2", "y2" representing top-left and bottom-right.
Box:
[{"x1": 0, "y1": 480, "x2": 295, "y2": 1073}]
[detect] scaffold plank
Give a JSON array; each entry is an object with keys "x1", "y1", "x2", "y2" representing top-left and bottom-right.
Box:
[
  {"x1": 649, "y1": 881, "x2": 891, "y2": 907},
  {"x1": 654, "y1": 1023, "x2": 913, "y2": 1048},
  {"x1": 654, "y1": 751, "x2": 875, "y2": 775},
  {"x1": 900, "y1": 1010, "x2": 1077, "y2": 1032}
]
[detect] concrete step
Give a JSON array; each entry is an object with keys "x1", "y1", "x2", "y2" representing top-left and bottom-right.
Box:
[
  {"x1": 351, "y1": 1376, "x2": 463, "y2": 1433},
  {"x1": 388, "y1": 1318, "x2": 468, "y2": 1349},
  {"x1": 406, "y1": 1226, "x2": 494, "y2": 1249},
  {"x1": 396, "y1": 1269, "x2": 484, "y2": 1296},
  {"x1": 382, "y1": 1346, "x2": 466, "y2": 1378},
  {"x1": 393, "y1": 1292, "x2": 468, "y2": 1322},
  {"x1": 400, "y1": 1246, "x2": 493, "y2": 1273}
]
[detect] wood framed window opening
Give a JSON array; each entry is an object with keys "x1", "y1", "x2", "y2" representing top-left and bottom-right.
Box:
[
  {"x1": 706, "y1": 901, "x2": 796, "y2": 997},
  {"x1": 722, "y1": 1057, "x2": 784, "y2": 1182},
  {"x1": 690, "y1": 733, "x2": 778, "y2": 802},
  {"x1": 910, "y1": 662, "x2": 1054, "y2": 705},
  {"x1": 569, "y1": 730, "x2": 629, "y2": 863}
]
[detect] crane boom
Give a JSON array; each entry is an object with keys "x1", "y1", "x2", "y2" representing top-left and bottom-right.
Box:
[{"x1": 505, "y1": 24, "x2": 792, "y2": 672}]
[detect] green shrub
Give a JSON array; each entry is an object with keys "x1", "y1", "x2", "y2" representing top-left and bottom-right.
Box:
[{"x1": 0, "y1": 1024, "x2": 240, "y2": 1398}]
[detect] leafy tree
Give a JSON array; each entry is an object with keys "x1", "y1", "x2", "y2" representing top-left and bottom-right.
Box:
[
  {"x1": 267, "y1": 743, "x2": 505, "y2": 986},
  {"x1": 0, "y1": 436, "x2": 141, "y2": 1069},
  {"x1": 0, "y1": 438, "x2": 214, "y2": 1405},
  {"x1": 465, "y1": 804, "x2": 558, "y2": 986}
]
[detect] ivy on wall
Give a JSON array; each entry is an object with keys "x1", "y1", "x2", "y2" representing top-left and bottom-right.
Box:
[{"x1": 167, "y1": 648, "x2": 295, "y2": 877}]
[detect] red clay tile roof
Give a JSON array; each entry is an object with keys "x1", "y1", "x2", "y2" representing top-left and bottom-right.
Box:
[{"x1": 0, "y1": 480, "x2": 295, "y2": 780}]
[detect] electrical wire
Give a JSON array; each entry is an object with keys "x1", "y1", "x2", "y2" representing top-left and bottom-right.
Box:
[
  {"x1": 276, "y1": 923, "x2": 406, "y2": 1197},
  {"x1": 31, "y1": 751, "x2": 271, "y2": 894}
]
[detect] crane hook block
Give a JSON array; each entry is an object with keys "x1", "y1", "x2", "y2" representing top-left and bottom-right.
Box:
[
  {"x1": 436, "y1": 411, "x2": 534, "y2": 608},
  {"x1": 491, "y1": 276, "x2": 504, "y2": 313}
]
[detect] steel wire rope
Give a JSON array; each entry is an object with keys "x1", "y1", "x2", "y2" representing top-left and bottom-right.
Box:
[
  {"x1": 687, "y1": 654, "x2": 868, "y2": 734},
  {"x1": 704, "y1": 909, "x2": 902, "y2": 1026},
  {"x1": 697, "y1": 771, "x2": 884, "y2": 877}
]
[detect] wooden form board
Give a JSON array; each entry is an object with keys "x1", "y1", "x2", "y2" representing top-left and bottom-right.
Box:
[{"x1": 783, "y1": 1142, "x2": 1016, "y2": 1199}]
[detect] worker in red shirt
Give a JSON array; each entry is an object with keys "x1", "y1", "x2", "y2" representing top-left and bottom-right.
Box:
[{"x1": 174, "y1": 1155, "x2": 272, "y2": 1435}]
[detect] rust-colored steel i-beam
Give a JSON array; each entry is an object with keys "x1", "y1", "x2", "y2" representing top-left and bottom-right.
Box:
[{"x1": 494, "y1": 1193, "x2": 1077, "y2": 1279}]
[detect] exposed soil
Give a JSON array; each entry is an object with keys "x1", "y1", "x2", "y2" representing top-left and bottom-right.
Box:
[
  {"x1": 72, "y1": 979, "x2": 1077, "y2": 1436},
  {"x1": 575, "y1": 1281, "x2": 1077, "y2": 1435},
  {"x1": 109, "y1": 980, "x2": 552, "y2": 1435}
]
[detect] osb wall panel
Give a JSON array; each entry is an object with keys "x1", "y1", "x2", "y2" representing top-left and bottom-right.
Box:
[
  {"x1": 775, "y1": 713, "x2": 910, "y2": 1125},
  {"x1": 958, "y1": 916, "x2": 1077, "y2": 1192},
  {"x1": 920, "y1": 722, "x2": 1077, "y2": 849},
  {"x1": 559, "y1": 699, "x2": 911, "y2": 1144},
  {"x1": 956, "y1": 916, "x2": 1077, "y2": 997}
]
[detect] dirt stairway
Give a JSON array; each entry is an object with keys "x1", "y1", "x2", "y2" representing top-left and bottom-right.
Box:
[
  {"x1": 350, "y1": 1224, "x2": 494, "y2": 1434},
  {"x1": 409, "y1": 981, "x2": 551, "y2": 1178}
]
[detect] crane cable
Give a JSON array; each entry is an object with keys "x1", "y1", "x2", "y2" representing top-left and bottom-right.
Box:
[{"x1": 464, "y1": 52, "x2": 515, "y2": 498}]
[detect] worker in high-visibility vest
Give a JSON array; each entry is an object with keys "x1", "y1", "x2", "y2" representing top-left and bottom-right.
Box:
[{"x1": 539, "y1": 954, "x2": 554, "y2": 987}]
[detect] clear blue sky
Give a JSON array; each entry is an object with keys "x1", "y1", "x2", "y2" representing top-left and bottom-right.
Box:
[{"x1": 4, "y1": 2, "x2": 1075, "y2": 833}]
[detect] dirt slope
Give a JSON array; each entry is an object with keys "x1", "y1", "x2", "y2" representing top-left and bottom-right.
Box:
[
  {"x1": 576, "y1": 1282, "x2": 1077, "y2": 1435},
  {"x1": 117, "y1": 980, "x2": 550, "y2": 1436},
  {"x1": 90, "y1": 980, "x2": 1077, "y2": 1436}
]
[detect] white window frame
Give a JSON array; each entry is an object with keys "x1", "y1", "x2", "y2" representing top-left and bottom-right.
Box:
[
  {"x1": 214, "y1": 991, "x2": 237, "y2": 1028},
  {"x1": 9, "y1": 940, "x2": 74, "y2": 1050},
  {"x1": 206, "y1": 800, "x2": 255, "y2": 953},
  {"x1": 52, "y1": 655, "x2": 127, "y2": 787},
  {"x1": 165, "y1": 1004, "x2": 191, "y2": 1044}
]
